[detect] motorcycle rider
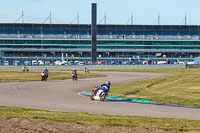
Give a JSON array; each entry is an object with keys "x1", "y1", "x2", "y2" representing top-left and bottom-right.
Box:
[
  {"x1": 101, "y1": 81, "x2": 111, "y2": 94},
  {"x1": 72, "y1": 68, "x2": 78, "y2": 81},
  {"x1": 22, "y1": 65, "x2": 29, "y2": 72},
  {"x1": 44, "y1": 68, "x2": 49, "y2": 79},
  {"x1": 84, "y1": 67, "x2": 89, "y2": 74},
  {"x1": 94, "y1": 81, "x2": 111, "y2": 95}
]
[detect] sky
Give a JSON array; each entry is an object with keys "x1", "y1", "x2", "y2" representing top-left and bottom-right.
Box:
[{"x1": 0, "y1": 0, "x2": 199, "y2": 25}]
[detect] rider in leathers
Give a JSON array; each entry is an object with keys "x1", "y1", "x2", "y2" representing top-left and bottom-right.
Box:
[{"x1": 94, "y1": 81, "x2": 111, "y2": 95}]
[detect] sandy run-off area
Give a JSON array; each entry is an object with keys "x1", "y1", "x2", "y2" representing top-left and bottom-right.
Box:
[{"x1": 0, "y1": 118, "x2": 199, "y2": 133}]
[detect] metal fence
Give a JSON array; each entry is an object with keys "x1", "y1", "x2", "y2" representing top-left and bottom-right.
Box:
[{"x1": 0, "y1": 64, "x2": 185, "y2": 70}]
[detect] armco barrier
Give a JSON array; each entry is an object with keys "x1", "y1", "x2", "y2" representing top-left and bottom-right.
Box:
[
  {"x1": 0, "y1": 64, "x2": 185, "y2": 70},
  {"x1": 186, "y1": 64, "x2": 200, "y2": 68}
]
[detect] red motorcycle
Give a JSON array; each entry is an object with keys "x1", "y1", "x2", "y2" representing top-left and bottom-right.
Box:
[{"x1": 41, "y1": 72, "x2": 47, "y2": 81}]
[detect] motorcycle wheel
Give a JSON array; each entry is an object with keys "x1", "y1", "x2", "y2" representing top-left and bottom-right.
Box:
[
  {"x1": 90, "y1": 94, "x2": 95, "y2": 100},
  {"x1": 100, "y1": 92, "x2": 106, "y2": 101}
]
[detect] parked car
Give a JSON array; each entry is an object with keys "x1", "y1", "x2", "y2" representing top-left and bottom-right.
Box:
[{"x1": 78, "y1": 62, "x2": 84, "y2": 65}]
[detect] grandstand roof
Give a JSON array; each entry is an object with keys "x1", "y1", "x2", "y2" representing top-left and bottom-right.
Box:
[{"x1": 0, "y1": 23, "x2": 200, "y2": 32}]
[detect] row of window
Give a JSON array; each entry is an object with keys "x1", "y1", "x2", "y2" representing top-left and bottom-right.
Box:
[
  {"x1": 0, "y1": 45, "x2": 199, "y2": 50},
  {"x1": 0, "y1": 30, "x2": 199, "y2": 35},
  {"x1": 0, "y1": 40, "x2": 200, "y2": 45}
]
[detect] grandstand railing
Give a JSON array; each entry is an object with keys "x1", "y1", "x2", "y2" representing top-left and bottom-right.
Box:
[
  {"x1": 1, "y1": 48, "x2": 200, "y2": 53},
  {"x1": 0, "y1": 33, "x2": 200, "y2": 41}
]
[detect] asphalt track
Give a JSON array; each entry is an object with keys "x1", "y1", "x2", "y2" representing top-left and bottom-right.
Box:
[{"x1": 0, "y1": 71, "x2": 200, "y2": 120}]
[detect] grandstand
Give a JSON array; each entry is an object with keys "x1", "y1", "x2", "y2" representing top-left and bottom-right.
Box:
[{"x1": 0, "y1": 23, "x2": 199, "y2": 65}]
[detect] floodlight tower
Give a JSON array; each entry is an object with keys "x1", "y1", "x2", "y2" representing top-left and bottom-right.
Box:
[
  {"x1": 91, "y1": 3, "x2": 97, "y2": 65},
  {"x1": 158, "y1": 12, "x2": 160, "y2": 25},
  {"x1": 185, "y1": 12, "x2": 187, "y2": 25}
]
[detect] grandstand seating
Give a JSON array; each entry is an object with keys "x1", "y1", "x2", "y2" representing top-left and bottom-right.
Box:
[
  {"x1": 0, "y1": 24, "x2": 200, "y2": 41},
  {"x1": 0, "y1": 32, "x2": 200, "y2": 41}
]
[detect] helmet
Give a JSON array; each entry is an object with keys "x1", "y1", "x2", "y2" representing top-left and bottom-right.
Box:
[
  {"x1": 105, "y1": 81, "x2": 111, "y2": 86},
  {"x1": 73, "y1": 68, "x2": 76, "y2": 71}
]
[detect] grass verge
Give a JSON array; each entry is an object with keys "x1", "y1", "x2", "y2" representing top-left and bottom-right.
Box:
[
  {"x1": 0, "y1": 106, "x2": 200, "y2": 132},
  {"x1": 0, "y1": 71, "x2": 104, "y2": 83},
  {"x1": 92, "y1": 68, "x2": 200, "y2": 107}
]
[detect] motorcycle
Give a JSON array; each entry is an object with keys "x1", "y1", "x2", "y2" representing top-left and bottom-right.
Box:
[
  {"x1": 84, "y1": 68, "x2": 90, "y2": 74},
  {"x1": 90, "y1": 86, "x2": 108, "y2": 101},
  {"x1": 22, "y1": 67, "x2": 29, "y2": 72},
  {"x1": 41, "y1": 72, "x2": 47, "y2": 81},
  {"x1": 72, "y1": 73, "x2": 77, "y2": 81},
  {"x1": 85, "y1": 69, "x2": 90, "y2": 74}
]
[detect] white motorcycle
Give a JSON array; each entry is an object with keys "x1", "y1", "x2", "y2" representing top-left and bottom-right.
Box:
[{"x1": 90, "y1": 86, "x2": 108, "y2": 101}]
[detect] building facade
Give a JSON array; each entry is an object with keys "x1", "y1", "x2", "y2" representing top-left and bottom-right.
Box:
[{"x1": 0, "y1": 23, "x2": 199, "y2": 65}]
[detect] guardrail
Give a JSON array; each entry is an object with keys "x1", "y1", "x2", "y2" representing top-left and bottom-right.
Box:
[
  {"x1": 186, "y1": 64, "x2": 200, "y2": 68},
  {"x1": 0, "y1": 64, "x2": 185, "y2": 69}
]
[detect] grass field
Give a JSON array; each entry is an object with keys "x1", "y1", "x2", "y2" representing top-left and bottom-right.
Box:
[
  {"x1": 0, "y1": 106, "x2": 199, "y2": 132},
  {"x1": 91, "y1": 68, "x2": 200, "y2": 107},
  {"x1": 0, "y1": 71, "x2": 104, "y2": 83},
  {"x1": 0, "y1": 68, "x2": 200, "y2": 132}
]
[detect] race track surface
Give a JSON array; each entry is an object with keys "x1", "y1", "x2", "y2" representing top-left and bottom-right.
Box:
[{"x1": 0, "y1": 71, "x2": 199, "y2": 120}]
